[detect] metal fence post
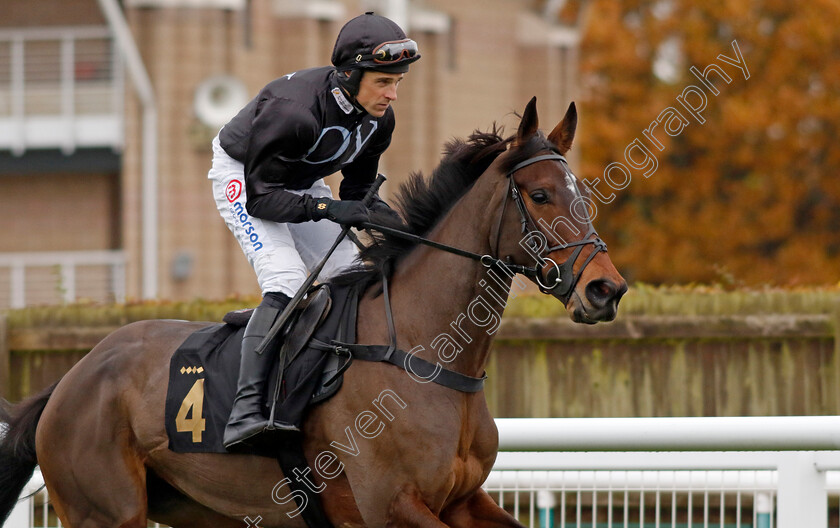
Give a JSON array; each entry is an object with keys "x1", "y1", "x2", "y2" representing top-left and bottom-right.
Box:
[
  {"x1": 776, "y1": 451, "x2": 827, "y2": 528},
  {"x1": 11, "y1": 34, "x2": 25, "y2": 156},
  {"x1": 536, "y1": 490, "x2": 555, "y2": 528},
  {"x1": 10, "y1": 262, "x2": 25, "y2": 309},
  {"x1": 755, "y1": 493, "x2": 772, "y2": 528},
  {"x1": 60, "y1": 261, "x2": 76, "y2": 304}
]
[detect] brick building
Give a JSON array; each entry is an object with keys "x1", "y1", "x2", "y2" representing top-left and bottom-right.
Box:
[{"x1": 0, "y1": 0, "x2": 582, "y2": 305}]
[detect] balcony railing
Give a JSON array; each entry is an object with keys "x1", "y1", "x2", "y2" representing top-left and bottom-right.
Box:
[
  {"x1": 0, "y1": 250, "x2": 126, "y2": 308},
  {"x1": 0, "y1": 26, "x2": 124, "y2": 154}
]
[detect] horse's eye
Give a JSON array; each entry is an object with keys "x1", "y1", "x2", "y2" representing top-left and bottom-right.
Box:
[{"x1": 530, "y1": 190, "x2": 549, "y2": 204}]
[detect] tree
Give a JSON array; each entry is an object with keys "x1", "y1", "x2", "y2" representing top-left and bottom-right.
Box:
[{"x1": 576, "y1": 0, "x2": 840, "y2": 286}]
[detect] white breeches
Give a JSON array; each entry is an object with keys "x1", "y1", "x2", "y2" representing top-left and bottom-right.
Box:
[{"x1": 208, "y1": 135, "x2": 359, "y2": 297}]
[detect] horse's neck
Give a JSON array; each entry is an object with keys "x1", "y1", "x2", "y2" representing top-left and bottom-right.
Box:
[{"x1": 389, "y1": 173, "x2": 512, "y2": 378}]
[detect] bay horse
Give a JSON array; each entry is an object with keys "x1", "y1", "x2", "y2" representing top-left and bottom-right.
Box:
[{"x1": 0, "y1": 98, "x2": 625, "y2": 528}]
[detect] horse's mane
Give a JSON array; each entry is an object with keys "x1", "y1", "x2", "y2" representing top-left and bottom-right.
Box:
[{"x1": 332, "y1": 125, "x2": 560, "y2": 293}]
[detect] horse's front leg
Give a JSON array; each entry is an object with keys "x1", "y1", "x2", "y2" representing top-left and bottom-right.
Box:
[{"x1": 441, "y1": 488, "x2": 525, "y2": 528}]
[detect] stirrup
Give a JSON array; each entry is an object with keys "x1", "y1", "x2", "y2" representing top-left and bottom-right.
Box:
[
  {"x1": 224, "y1": 419, "x2": 300, "y2": 449},
  {"x1": 225, "y1": 423, "x2": 300, "y2": 454}
]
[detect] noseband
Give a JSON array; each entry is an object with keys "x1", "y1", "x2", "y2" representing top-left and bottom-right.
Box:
[{"x1": 495, "y1": 153, "x2": 608, "y2": 302}]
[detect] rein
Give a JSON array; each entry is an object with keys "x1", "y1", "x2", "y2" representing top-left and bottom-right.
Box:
[
  {"x1": 356, "y1": 221, "x2": 535, "y2": 278},
  {"x1": 329, "y1": 150, "x2": 608, "y2": 393}
]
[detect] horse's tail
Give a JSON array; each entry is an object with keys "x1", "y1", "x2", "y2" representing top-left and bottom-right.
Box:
[{"x1": 0, "y1": 381, "x2": 58, "y2": 525}]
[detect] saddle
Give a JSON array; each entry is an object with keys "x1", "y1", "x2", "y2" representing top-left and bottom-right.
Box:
[{"x1": 164, "y1": 282, "x2": 359, "y2": 456}]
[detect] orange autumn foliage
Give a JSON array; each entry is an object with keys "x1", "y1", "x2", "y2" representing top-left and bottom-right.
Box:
[{"x1": 576, "y1": 0, "x2": 840, "y2": 286}]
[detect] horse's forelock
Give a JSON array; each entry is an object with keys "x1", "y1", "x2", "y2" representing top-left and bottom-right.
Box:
[{"x1": 498, "y1": 131, "x2": 561, "y2": 175}]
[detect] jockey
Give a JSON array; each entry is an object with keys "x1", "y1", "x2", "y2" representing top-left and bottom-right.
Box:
[{"x1": 208, "y1": 12, "x2": 420, "y2": 449}]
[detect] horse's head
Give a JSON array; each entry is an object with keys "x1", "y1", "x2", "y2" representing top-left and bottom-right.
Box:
[{"x1": 493, "y1": 97, "x2": 627, "y2": 323}]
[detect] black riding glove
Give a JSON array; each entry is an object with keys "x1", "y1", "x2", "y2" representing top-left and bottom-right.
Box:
[
  {"x1": 308, "y1": 197, "x2": 370, "y2": 227},
  {"x1": 370, "y1": 198, "x2": 402, "y2": 224}
]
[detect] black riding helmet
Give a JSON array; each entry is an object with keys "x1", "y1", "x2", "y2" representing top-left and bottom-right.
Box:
[{"x1": 332, "y1": 12, "x2": 421, "y2": 96}]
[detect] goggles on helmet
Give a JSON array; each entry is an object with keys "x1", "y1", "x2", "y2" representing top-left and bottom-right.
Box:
[{"x1": 356, "y1": 39, "x2": 419, "y2": 65}]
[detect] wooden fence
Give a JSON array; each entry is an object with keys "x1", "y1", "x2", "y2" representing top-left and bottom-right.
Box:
[
  {"x1": 2, "y1": 289, "x2": 839, "y2": 418},
  {"x1": 487, "y1": 313, "x2": 839, "y2": 417}
]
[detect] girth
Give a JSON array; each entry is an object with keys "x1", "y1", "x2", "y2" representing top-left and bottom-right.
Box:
[
  {"x1": 310, "y1": 261, "x2": 486, "y2": 394},
  {"x1": 310, "y1": 340, "x2": 486, "y2": 393}
]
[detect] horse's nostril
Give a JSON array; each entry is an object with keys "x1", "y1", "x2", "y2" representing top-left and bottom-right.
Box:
[
  {"x1": 585, "y1": 279, "x2": 621, "y2": 308},
  {"x1": 597, "y1": 282, "x2": 613, "y2": 297}
]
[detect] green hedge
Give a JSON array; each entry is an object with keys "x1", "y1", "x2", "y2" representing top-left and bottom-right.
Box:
[
  {"x1": 504, "y1": 283, "x2": 840, "y2": 318},
  {"x1": 5, "y1": 284, "x2": 840, "y2": 329}
]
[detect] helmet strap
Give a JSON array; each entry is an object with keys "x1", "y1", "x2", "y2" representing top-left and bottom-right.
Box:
[{"x1": 337, "y1": 69, "x2": 364, "y2": 98}]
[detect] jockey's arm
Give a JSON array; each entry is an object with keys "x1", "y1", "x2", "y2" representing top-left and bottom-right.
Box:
[{"x1": 241, "y1": 97, "x2": 323, "y2": 224}]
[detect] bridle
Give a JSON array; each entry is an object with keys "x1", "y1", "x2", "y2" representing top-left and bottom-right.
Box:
[
  {"x1": 494, "y1": 152, "x2": 608, "y2": 302},
  {"x1": 360, "y1": 150, "x2": 608, "y2": 304}
]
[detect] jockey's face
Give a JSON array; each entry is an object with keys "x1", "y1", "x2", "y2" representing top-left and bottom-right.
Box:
[{"x1": 354, "y1": 71, "x2": 404, "y2": 117}]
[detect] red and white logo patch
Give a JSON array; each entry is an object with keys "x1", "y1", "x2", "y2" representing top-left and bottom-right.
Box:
[{"x1": 226, "y1": 180, "x2": 243, "y2": 203}]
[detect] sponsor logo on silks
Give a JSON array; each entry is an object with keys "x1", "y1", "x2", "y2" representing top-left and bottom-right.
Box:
[
  {"x1": 226, "y1": 179, "x2": 243, "y2": 203},
  {"x1": 230, "y1": 201, "x2": 263, "y2": 252},
  {"x1": 302, "y1": 120, "x2": 378, "y2": 165},
  {"x1": 331, "y1": 87, "x2": 355, "y2": 115}
]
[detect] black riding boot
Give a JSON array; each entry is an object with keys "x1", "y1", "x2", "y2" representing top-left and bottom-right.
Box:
[{"x1": 223, "y1": 292, "x2": 298, "y2": 450}]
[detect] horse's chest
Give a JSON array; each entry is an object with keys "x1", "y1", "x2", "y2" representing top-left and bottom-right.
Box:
[
  {"x1": 447, "y1": 451, "x2": 490, "y2": 496},
  {"x1": 439, "y1": 425, "x2": 499, "y2": 502}
]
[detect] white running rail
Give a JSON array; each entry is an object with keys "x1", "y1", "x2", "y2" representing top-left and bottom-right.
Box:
[
  {"x1": 7, "y1": 418, "x2": 840, "y2": 527},
  {"x1": 491, "y1": 417, "x2": 840, "y2": 528}
]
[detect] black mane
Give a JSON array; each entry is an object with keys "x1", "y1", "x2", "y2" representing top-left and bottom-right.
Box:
[{"x1": 331, "y1": 127, "x2": 560, "y2": 293}]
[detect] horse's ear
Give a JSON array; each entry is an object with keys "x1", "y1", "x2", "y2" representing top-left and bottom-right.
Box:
[
  {"x1": 548, "y1": 102, "x2": 577, "y2": 154},
  {"x1": 515, "y1": 96, "x2": 539, "y2": 146}
]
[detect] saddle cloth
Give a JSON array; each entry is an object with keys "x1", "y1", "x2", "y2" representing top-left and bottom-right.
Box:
[{"x1": 164, "y1": 282, "x2": 359, "y2": 455}]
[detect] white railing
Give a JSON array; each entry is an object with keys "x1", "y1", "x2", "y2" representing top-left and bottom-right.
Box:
[
  {"x1": 0, "y1": 26, "x2": 124, "y2": 154},
  {"x1": 486, "y1": 452, "x2": 840, "y2": 528},
  {"x1": 8, "y1": 419, "x2": 840, "y2": 527},
  {"x1": 0, "y1": 250, "x2": 125, "y2": 308},
  {"x1": 492, "y1": 418, "x2": 840, "y2": 528}
]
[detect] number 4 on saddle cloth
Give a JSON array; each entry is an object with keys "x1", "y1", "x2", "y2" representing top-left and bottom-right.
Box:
[{"x1": 164, "y1": 282, "x2": 359, "y2": 456}]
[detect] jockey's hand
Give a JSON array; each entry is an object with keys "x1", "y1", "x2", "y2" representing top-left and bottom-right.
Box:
[
  {"x1": 369, "y1": 198, "x2": 402, "y2": 224},
  {"x1": 310, "y1": 198, "x2": 370, "y2": 227}
]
